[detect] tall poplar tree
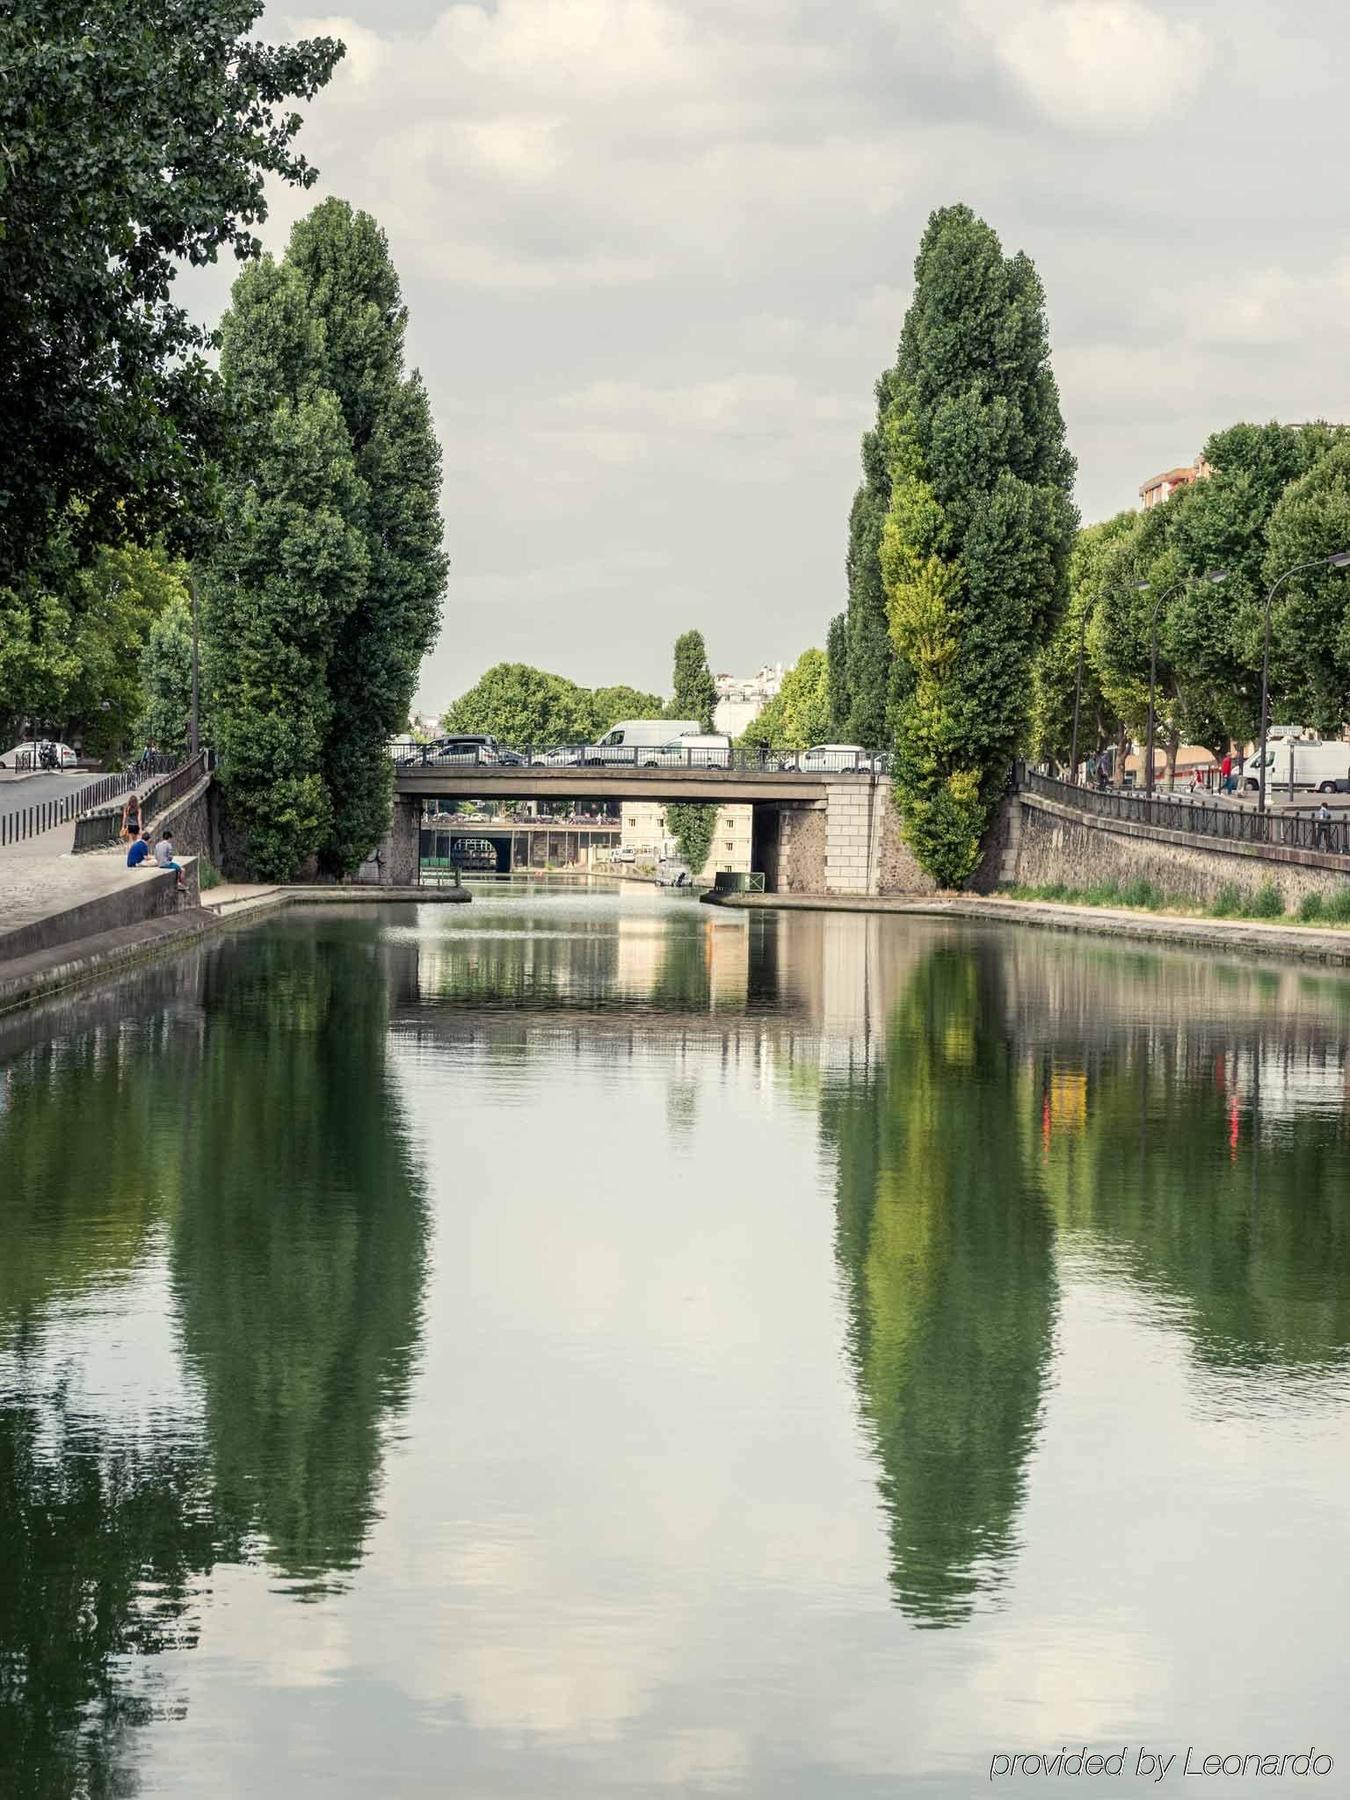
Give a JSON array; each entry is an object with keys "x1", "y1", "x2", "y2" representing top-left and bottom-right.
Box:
[
  {"x1": 883, "y1": 205, "x2": 1077, "y2": 886},
  {"x1": 826, "y1": 611, "x2": 850, "y2": 738},
  {"x1": 287, "y1": 201, "x2": 446, "y2": 877},
  {"x1": 845, "y1": 369, "x2": 899, "y2": 747},
  {"x1": 203, "y1": 260, "x2": 369, "y2": 880},
  {"x1": 205, "y1": 203, "x2": 445, "y2": 880},
  {"x1": 668, "y1": 630, "x2": 717, "y2": 731}
]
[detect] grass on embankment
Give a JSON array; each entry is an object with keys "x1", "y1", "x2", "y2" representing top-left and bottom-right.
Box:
[{"x1": 1000, "y1": 878, "x2": 1350, "y2": 928}]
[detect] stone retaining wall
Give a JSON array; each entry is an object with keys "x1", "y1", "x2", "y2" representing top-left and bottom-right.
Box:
[
  {"x1": 1015, "y1": 793, "x2": 1350, "y2": 907},
  {"x1": 0, "y1": 859, "x2": 200, "y2": 966}
]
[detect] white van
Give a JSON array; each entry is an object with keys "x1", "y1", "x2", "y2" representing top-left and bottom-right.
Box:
[
  {"x1": 1241, "y1": 738, "x2": 1350, "y2": 793},
  {"x1": 584, "y1": 719, "x2": 703, "y2": 766}
]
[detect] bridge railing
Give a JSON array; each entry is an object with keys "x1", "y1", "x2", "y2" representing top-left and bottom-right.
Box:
[
  {"x1": 391, "y1": 739, "x2": 889, "y2": 775},
  {"x1": 0, "y1": 753, "x2": 183, "y2": 851},
  {"x1": 1020, "y1": 767, "x2": 1350, "y2": 858},
  {"x1": 72, "y1": 750, "x2": 211, "y2": 853}
]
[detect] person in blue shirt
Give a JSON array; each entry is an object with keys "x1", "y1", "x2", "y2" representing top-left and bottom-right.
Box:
[{"x1": 126, "y1": 830, "x2": 152, "y2": 868}]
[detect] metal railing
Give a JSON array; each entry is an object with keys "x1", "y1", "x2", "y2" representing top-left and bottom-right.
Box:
[
  {"x1": 391, "y1": 738, "x2": 888, "y2": 775},
  {"x1": 0, "y1": 754, "x2": 181, "y2": 850},
  {"x1": 712, "y1": 870, "x2": 767, "y2": 894},
  {"x1": 72, "y1": 750, "x2": 210, "y2": 853},
  {"x1": 1021, "y1": 767, "x2": 1350, "y2": 858}
]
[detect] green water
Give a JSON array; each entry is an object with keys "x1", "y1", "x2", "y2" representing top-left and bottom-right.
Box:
[{"x1": 1, "y1": 885, "x2": 1348, "y2": 1796}]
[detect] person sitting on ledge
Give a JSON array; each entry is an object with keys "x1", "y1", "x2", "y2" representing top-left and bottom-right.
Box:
[
  {"x1": 152, "y1": 830, "x2": 187, "y2": 892},
  {"x1": 126, "y1": 828, "x2": 152, "y2": 868}
]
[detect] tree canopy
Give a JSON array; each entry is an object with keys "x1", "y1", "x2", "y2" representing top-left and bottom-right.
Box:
[
  {"x1": 286, "y1": 200, "x2": 446, "y2": 877},
  {"x1": 882, "y1": 204, "x2": 1077, "y2": 885},
  {"x1": 668, "y1": 630, "x2": 717, "y2": 732},
  {"x1": 739, "y1": 648, "x2": 831, "y2": 751},
  {"x1": 0, "y1": 0, "x2": 343, "y2": 585},
  {"x1": 203, "y1": 204, "x2": 444, "y2": 880}
]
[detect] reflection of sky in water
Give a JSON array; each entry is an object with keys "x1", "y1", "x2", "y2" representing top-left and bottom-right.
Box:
[{"x1": 1, "y1": 894, "x2": 1349, "y2": 1796}]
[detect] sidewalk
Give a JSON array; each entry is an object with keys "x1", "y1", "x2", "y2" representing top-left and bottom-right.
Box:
[{"x1": 0, "y1": 818, "x2": 142, "y2": 936}]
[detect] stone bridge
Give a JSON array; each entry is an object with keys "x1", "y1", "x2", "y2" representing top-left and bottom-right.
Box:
[{"x1": 386, "y1": 762, "x2": 937, "y2": 894}]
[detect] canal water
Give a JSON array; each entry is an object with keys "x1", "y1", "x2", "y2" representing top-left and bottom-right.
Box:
[{"x1": 1, "y1": 885, "x2": 1348, "y2": 1796}]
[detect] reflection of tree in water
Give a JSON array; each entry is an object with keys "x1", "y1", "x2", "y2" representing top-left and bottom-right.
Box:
[
  {"x1": 172, "y1": 932, "x2": 428, "y2": 1592},
  {"x1": 650, "y1": 923, "x2": 711, "y2": 1013},
  {"x1": 0, "y1": 1394, "x2": 222, "y2": 1799},
  {"x1": 0, "y1": 1028, "x2": 181, "y2": 1345},
  {"x1": 823, "y1": 945, "x2": 1056, "y2": 1627},
  {"x1": 0, "y1": 928, "x2": 430, "y2": 1789},
  {"x1": 1039, "y1": 1032, "x2": 1350, "y2": 1372}
]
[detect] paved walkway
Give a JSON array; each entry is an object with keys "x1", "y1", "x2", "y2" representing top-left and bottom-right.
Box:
[
  {"x1": 0, "y1": 818, "x2": 137, "y2": 935},
  {"x1": 0, "y1": 769, "x2": 103, "y2": 819}
]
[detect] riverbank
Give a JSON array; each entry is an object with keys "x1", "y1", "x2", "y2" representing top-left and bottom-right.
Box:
[
  {"x1": 703, "y1": 888, "x2": 1350, "y2": 967},
  {"x1": 0, "y1": 882, "x2": 470, "y2": 1016}
]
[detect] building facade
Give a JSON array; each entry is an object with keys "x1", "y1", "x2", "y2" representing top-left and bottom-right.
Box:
[
  {"x1": 713, "y1": 664, "x2": 784, "y2": 738},
  {"x1": 1139, "y1": 455, "x2": 1213, "y2": 509},
  {"x1": 620, "y1": 801, "x2": 752, "y2": 878}
]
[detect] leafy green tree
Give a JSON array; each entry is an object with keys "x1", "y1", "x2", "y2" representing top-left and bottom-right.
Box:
[
  {"x1": 140, "y1": 590, "x2": 197, "y2": 755},
  {"x1": 845, "y1": 370, "x2": 900, "y2": 747},
  {"x1": 0, "y1": 1, "x2": 343, "y2": 587},
  {"x1": 826, "y1": 611, "x2": 851, "y2": 737},
  {"x1": 883, "y1": 205, "x2": 1077, "y2": 886},
  {"x1": 666, "y1": 801, "x2": 717, "y2": 874},
  {"x1": 740, "y1": 648, "x2": 831, "y2": 751},
  {"x1": 1029, "y1": 513, "x2": 1136, "y2": 767},
  {"x1": 0, "y1": 541, "x2": 186, "y2": 756},
  {"x1": 0, "y1": 586, "x2": 80, "y2": 745},
  {"x1": 1262, "y1": 442, "x2": 1350, "y2": 732},
  {"x1": 65, "y1": 544, "x2": 189, "y2": 761},
  {"x1": 204, "y1": 261, "x2": 369, "y2": 881},
  {"x1": 668, "y1": 630, "x2": 717, "y2": 731},
  {"x1": 588, "y1": 684, "x2": 665, "y2": 734},
  {"x1": 286, "y1": 200, "x2": 447, "y2": 877},
  {"x1": 444, "y1": 663, "x2": 597, "y2": 745},
  {"x1": 1164, "y1": 423, "x2": 1341, "y2": 746}
]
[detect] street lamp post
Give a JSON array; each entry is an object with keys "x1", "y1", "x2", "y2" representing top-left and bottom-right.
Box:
[
  {"x1": 1256, "y1": 551, "x2": 1350, "y2": 817},
  {"x1": 1135, "y1": 572, "x2": 1227, "y2": 797}
]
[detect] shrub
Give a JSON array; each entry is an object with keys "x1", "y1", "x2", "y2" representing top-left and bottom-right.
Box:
[
  {"x1": 1210, "y1": 884, "x2": 1243, "y2": 918},
  {"x1": 1247, "y1": 882, "x2": 1284, "y2": 919},
  {"x1": 1299, "y1": 892, "x2": 1325, "y2": 923}
]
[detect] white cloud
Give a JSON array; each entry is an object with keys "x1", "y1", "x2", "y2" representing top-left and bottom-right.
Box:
[
  {"x1": 254, "y1": 2, "x2": 1350, "y2": 699},
  {"x1": 964, "y1": 0, "x2": 1209, "y2": 129}
]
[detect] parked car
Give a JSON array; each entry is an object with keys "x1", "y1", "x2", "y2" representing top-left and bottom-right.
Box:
[
  {"x1": 794, "y1": 743, "x2": 871, "y2": 772},
  {"x1": 421, "y1": 734, "x2": 501, "y2": 766},
  {"x1": 0, "y1": 739, "x2": 79, "y2": 770}
]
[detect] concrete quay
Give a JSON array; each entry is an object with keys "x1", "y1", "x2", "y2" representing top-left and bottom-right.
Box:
[{"x1": 703, "y1": 888, "x2": 1350, "y2": 970}]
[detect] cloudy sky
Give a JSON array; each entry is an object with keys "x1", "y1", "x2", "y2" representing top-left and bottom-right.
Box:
[{"x1": 215, "y1": 1, "x2": 1350, "y2": 706}]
